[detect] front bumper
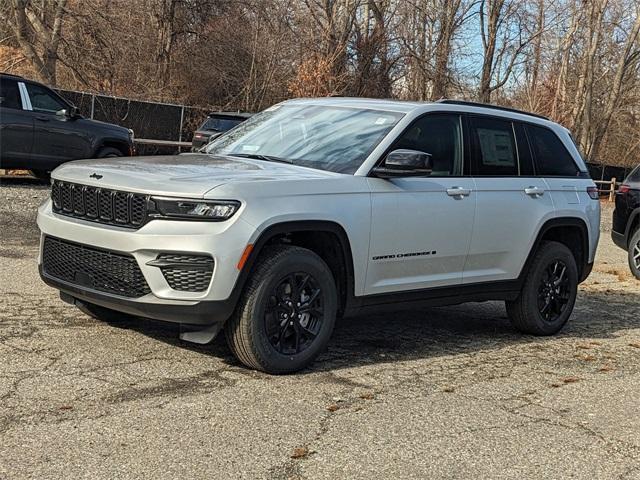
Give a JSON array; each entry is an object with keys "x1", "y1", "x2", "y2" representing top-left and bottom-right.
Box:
[
  {"x1": 37, "y1": 199, "x2": 257, "y2": 325},
  {"x1": 40, "y1": 265, "x2": 234, "y2": 325}
]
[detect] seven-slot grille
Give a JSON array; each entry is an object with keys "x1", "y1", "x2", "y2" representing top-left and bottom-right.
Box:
[
  {"x1": 51, "y1": 180, "x2": 148, "y2": 228},
  {"x1": 150, "y1": 254, "x2": 214, "y2": 292},
  {"x1": 42, "y1": 236, "x2": 151, "y2": 298}
]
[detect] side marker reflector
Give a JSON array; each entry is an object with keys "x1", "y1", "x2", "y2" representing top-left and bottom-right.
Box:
[{"x1": 237, "y1": 244, "x2": 254, "y2": 270}]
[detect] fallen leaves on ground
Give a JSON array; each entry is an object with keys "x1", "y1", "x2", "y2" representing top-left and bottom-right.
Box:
[
  {"x1": 562, "y1": 376, "x2": 580, "y2": 384},
  {"x1": 291, "y1": 446, "x2": 309, "y2": 459},
  {"x1": 574, "y1": 354, "x2": 596, "y2": 362}
]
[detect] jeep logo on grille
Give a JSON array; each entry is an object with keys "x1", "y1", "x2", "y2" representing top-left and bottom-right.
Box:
[{"x1": 89, "y1": 173, "x2": 103, "y2": 179}]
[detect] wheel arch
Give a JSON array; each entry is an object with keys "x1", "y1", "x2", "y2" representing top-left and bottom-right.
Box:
[
  {"x1": 520, "y1": 217, "x2": 591, "y2": 283},
  {"x1": 94, "y1": 138, "x2": 131, "y2": 157},
  {"x1": 235, "y1": 220, "x2": 356, "y2": 316},
  {"x1": 625, "y1": 207, "x2": 640, "y2": 246}
]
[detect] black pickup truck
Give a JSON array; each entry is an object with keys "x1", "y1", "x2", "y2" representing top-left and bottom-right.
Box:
[{"x1": 0, "y1": 73, "x2": 134, "y2": 180}]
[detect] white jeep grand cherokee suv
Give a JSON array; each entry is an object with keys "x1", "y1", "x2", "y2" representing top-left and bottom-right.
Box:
[{"x1": 38, "y1": 98, "x2": 600, "y2": 373}]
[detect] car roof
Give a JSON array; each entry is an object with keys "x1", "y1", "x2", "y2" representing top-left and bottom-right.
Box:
[
  {"x1": 0, "y1": 72, "x2": 26, "y2": 80},
  {"x1": 281, "y1": 97, "x2": 559, "y2": 128}
]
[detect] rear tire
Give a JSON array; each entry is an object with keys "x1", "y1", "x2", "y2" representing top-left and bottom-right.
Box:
[
  {"x1": 96, "y1": 147, "x2": 123, "y2": 158},
  {"x1": 628, "y1": 228, "x2": 640, "y2": 280},
  {"x1": 225, "y1": 245, "x2": 337, "y2": 374},
  {"x1": 506, "y1": 241, "x2": 578, "y2": 336}
]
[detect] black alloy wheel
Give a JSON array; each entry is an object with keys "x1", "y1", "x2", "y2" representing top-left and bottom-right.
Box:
[
  {"x1": 265, "y1": 272, "x2": 325, "y2": 355},
  {"x1": 537, "y1": 260, "x2": 571, "y2": 322}
]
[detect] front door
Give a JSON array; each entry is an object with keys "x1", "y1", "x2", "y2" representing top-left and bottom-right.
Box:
[
  {"x1": 24, "y1": 82, "x2": 92, "y2": 169},
  {"x1": 365, "y1": 113, "x2": 476, "y2": 295}
]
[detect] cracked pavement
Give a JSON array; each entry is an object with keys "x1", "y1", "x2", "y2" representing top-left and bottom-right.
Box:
[{"x1": 1, "y1": 179, "x2": 640, "y2": 479}]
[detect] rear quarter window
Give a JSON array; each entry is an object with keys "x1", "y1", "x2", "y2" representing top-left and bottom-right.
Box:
[{"x1": 526, "y1": 124, "x2": 579, "y2": 176}]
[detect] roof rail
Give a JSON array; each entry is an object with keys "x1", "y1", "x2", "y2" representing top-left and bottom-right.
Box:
[
  {"x1": 0, "y1": 72, "x2": 25, "y2": 79},
  {"x1": 435, "y1": 99, "x2": 549, "y2": 120}
]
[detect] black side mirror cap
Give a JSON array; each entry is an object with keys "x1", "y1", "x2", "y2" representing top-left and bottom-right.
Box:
[{"x1": 372, "y1": 149, "x2": 433, "y2": 178}]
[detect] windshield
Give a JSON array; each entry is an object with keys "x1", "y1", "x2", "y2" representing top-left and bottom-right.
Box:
[{"x1": 204, "y1": 104, "x2": 404, "y2": 174}]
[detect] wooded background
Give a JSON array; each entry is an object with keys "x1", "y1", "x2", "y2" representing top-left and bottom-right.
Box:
[{"x1": 1, "y1": 0, "x2": 640, "y2": 168}]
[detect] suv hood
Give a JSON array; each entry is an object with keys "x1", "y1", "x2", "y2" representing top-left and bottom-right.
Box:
[
  {"x1": 52, "y1": 154, "x2": 337, "y2": 197},
  {"x1": 77, "y1": 117, "x2": 130, "y2": 136}
]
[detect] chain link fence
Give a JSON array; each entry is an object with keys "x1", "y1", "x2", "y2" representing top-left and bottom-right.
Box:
[{"x1": 56, "y1": 89, "x2": 209, "y2": 155}]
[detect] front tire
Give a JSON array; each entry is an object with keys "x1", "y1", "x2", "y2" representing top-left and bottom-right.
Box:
[
  {"x1": 225, "y1": 245, "x2": 337, "y2": 374},
  {"x1": 628, "y1": 228, "x2": 640, "y2": 280},
  {"x1": 96, "y1": 147, "x2": 123, "y2": 158},
  {"x1": 506, "y1": 241, "x2": 578, "y2": 336},
  {"x1": 30, "y1": 169, "x2": 50, "y2": 182}
]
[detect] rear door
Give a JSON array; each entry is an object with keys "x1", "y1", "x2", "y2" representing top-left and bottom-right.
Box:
[
  {"x1": 464, "y1": 116, "x2": 554, "y2": 284},
  {"x1": 0, "y1": 77, "x2": 34, "y2": 168}
]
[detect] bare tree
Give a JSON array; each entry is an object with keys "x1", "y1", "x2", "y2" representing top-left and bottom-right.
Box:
[
  {"x1": 478, "y1": 0, "x2": 546, "y2": 102},
  {"x1": 1, "y1": 0, "x2": 68, "y2": 85}
]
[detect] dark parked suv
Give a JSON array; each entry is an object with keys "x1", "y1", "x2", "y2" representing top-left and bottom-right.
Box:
[
  {"x1": 191, "y1": 112, "x2": 252, "y2": 150},
  {"x1": 612, "y1": 164, "x2": 640, "y2": 278},
  {"x1": 0, "y1": 73, "x2": 134, "y2": 179}
]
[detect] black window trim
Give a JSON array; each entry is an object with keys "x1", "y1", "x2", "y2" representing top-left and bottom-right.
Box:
[
  {"x1": 368, "y1": 109, "x2": 590, "y2": 179},
  {"x1": 368, "y1": 110, "x2": 468, "y2": 178}
]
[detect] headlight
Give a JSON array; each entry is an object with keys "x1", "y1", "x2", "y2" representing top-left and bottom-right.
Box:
[{"x1": 150, "y1": 197, "x2": 240, "y2": 221}]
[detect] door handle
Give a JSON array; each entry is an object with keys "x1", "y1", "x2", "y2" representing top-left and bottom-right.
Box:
[
  {"x1": 35, "y1": 116, "x2": 50, "y2": 122},
  {"x1": 446, "y1": 187, "x2": 471, "y2": 197},
  {"x1": 524, "y1": 186, "x2": 545, "y2": 196}
]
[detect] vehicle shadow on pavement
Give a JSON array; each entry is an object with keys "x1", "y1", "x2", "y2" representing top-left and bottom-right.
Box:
[
  {"x1": 0, "y1": 176, "x2": 48, "y2": 186},
  {"x1": 105, "y1": 288, "x2": 640, "y2": 373}
]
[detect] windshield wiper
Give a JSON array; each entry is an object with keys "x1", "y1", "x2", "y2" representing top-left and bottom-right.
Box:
[{"x1": 230, "y1": 153, "x2": 293, "y2": 164}]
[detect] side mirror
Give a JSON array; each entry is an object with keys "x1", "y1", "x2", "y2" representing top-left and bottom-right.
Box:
[
  {"x1": 372, "y1": 149, "x2": 433, "y2": 178},
  {"x1": 57, "y1": 106, "x2": 81, "y2": 119}
]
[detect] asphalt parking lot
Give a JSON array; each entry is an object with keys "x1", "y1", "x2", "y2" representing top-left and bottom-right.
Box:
[{"x1": 1, "y1": 179, "x2": 640, "y2": 479}]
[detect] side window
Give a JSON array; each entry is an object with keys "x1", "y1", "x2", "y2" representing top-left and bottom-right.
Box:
[
  {"x1": 204, "y1": 118, "x2": 242, "y2": 131},
  {"x1": 25, "y1": 83, "x2": 67, "y2": 114},
  {"x1": 469, "y1": 116, "x2": 518, "y2": 176},
  {"x1": 391, "y1": 114, "x2": 463, "y2": 176},
  {"x1": 627, "y1": 165, "x2": 640, "y2": 183},
  {"x1": 0, "y1": 78, "x2": 22, "y2": 110},
  {"x1": 526, "y1": 124, "x2": 579, "y2": 177}
]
